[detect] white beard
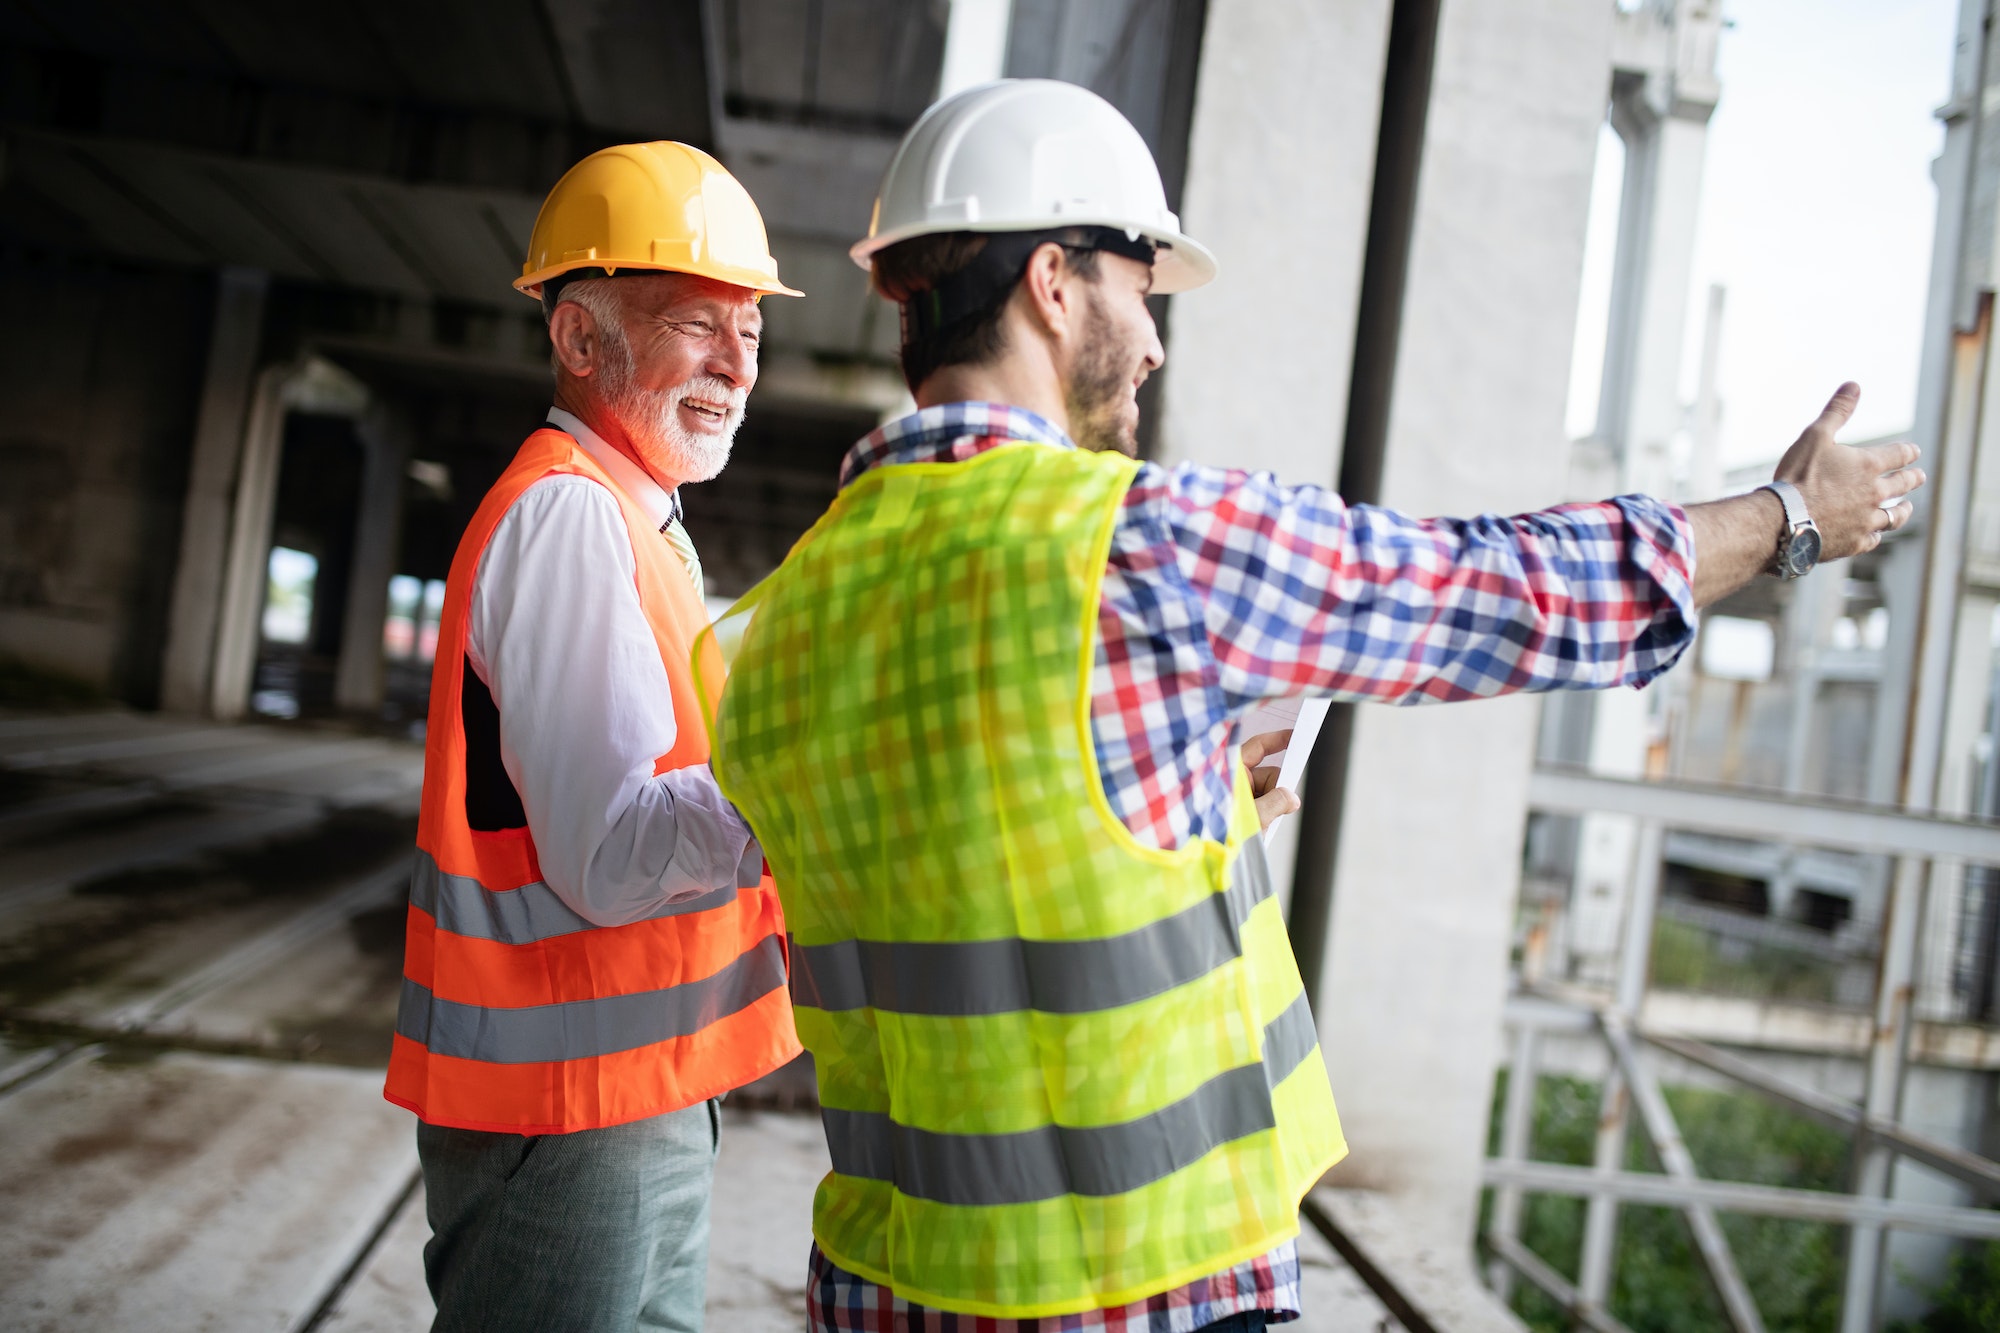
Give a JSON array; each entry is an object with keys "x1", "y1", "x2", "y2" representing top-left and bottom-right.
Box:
[
  {"x1": 592, "y1": 319, "x2": 747, "y2": 485},
  {"x1": 612, "y1": 375, "x2": 746, "y2": 484}
]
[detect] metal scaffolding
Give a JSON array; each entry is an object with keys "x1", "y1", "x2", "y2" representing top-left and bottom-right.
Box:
[{"x1": 1488, "y1": 762, "x2": 2000, "y2": 1329}]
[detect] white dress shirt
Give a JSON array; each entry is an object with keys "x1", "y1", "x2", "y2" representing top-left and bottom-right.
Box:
[{"x1": 464, "y1": 406, "x2": 758, "y2": 927}]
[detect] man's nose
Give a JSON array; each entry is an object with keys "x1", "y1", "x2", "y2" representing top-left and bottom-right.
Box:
[{"x1": 706, "y1": 329, "x2": 757, "y2": 387}]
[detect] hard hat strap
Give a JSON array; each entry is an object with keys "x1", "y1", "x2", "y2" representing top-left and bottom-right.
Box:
[{"x1": 901, "y1": 227, "x2": 1158, "y2": 344}]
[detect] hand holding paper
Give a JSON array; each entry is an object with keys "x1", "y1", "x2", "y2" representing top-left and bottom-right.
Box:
[
  {"x1": 1242, "y1": 730, "x2": 1302, "y2": 829},
  {"x1": 1237, "y1": 696, "x2": 1333, "y2": 831}
]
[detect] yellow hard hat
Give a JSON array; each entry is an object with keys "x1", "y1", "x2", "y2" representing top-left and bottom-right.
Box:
[{"x1": 514, "y1": 141, "x2": 803, "y2": 300}]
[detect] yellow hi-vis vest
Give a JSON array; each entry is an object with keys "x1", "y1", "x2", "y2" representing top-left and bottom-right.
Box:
[{"x1": 699, "y1": 442, "x2": 1347, "y2": 1317}]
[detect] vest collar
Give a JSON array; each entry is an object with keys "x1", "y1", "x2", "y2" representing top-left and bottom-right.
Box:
[
  {"x1": 838, "y1": 401, "x2": 1075, "y2": 490},
  {"x1": 546, "y1": 406, "x2": 681, "y2": 530}
]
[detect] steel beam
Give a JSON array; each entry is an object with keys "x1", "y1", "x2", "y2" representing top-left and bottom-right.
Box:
[
  {"x1": 1527, "y1": 767, "x2": 2000, "y2": 864},
  {"x1": 1487, "y1": 1023, "x2": 1539, "y2": 1300},
  {"x1": 1603, "y1": 1014, "x2": 1765, "y2": 1333},
  {"x1": 1644, "y1": 1031, "x2": 2000, "y2": 1204},
  {"x1": 1579, "y1": 821, "x2": 1665, "y2": 1315},
  {"x1": 1480, "y1": 1159, "x2": 2000, "y2": 1239},
  {"x1": 1484, "y1": 1232, "x2": 1637, "y2": 1333}
]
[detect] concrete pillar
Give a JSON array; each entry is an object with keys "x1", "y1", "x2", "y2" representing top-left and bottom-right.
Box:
[
  {"x1": 160, "y1": 268, "x2": 269, "y2": 715},
  {"x1": 1157, "y1": 0, "x2": 1389, "y2": 482},
  {"x1": 208, "y1": 356, "x2": 371, "y2": 721},
  {"x1": 937, "y1": 0, "x2": 1012, "y2": 97},
  {"x1": 333, "y1": 401, "x2": 412, "y2": 714},
  {"x1": 1156, "y1": 0, "x2": 1393, "y2": 901},
  {"x1": 1313, "y1": 0, "x2": 1615, "y2": 1244}
]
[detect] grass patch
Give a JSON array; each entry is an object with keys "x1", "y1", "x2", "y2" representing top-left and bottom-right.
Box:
[{"x1": 1650, "y1": 916, "x2": 1843, "y2": 1006}]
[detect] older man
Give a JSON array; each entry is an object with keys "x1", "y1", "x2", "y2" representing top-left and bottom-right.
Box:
[
  {"x1": 383, "y1": 142, "x2": 802, "y2": 1333},
  {"x1": 703, "y1": 82, "x2": 1926, "y2": 1332}
]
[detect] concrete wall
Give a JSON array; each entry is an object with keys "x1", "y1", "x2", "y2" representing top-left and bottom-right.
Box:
[
  {"x1": 0, "y1": 254, "x2": 212, "y2": 703},
  {"x1": 1156, "y1": 0, "x2": 1390, "y2": 484},
  {"x1": 1314, "y1": 0, "x2": 1614, "y2": 1245}
]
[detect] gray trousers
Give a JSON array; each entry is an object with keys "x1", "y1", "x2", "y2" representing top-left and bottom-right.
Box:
[{"x1": 418, "y1": 1099, "x2": 721, "y2": 1333}]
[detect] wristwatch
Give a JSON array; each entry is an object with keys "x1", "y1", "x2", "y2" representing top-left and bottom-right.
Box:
[{"x1": 1760, "y1": 480, "x2": 1821, "y2": 580}]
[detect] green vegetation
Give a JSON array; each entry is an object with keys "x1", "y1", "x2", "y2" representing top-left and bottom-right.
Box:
[
  {"x1": 1649, "y1": 916, "x2": 1842, "y2": 1007},
  {"x1": 1484, "y1": 1072, "x2": 1848, "y2": 1332},
  {"x1": 1889, "y1": 1243, "x2": 2000, "y2": 1333}
]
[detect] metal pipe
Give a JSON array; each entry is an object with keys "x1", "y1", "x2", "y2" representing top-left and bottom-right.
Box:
[
  {"x1": 1578, "y1": 820, "x2": 1665, "y2": 1315},
  {"x1": 1483, "y1": 1159, "x2": 2000, "y2": 1239},
  {"x1": 1602, "y1": 1013, "x2": 1765, "y2": 1333},
  {"x1": 1484, "y1": 1232, "x2": 1638, "y2": 1333},
  {"x1": 1843, "y1": 295, "x2": 1994, "y2": 1333},
  {"x1": 1527, "y1": 766, "x2": 2000, "y2": 863},
  {"x1": 1643, "y1": 1030, "x2": 2000, "y2": 1203},
  {"x1": 1486, "y1": 1023, "x2": 1539, "y2": 1300}
]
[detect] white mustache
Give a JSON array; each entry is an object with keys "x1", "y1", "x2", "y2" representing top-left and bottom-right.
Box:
[{"x1": 670, "y1": 377, "x2": 748, "y2": 414}]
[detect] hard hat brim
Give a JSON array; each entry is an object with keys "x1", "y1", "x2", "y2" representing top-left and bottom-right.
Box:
[
  {"x1": 850, "y1": 219, "x2": 1216, "y2": 296},
  {"x1": 514, "y1": 259, "x2": 804, "y2": 301}
]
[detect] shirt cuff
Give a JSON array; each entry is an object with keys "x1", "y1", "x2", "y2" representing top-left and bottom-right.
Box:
[{"x1": 1614, "y1": 493, "x2": 1698, "y2": 687}]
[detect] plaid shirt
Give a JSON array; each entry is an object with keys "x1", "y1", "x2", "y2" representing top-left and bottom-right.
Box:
[{"x1": 807, "y1": 401, "x2": 1697, "y2": 1331}]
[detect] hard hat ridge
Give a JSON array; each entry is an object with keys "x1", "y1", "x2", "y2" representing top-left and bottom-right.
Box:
[
  {"x1": 853, "y1": 78, "x2": 1216, "y2": 295},
  {"x1": 515, "y1": 141, "x2": 802, "y2": 301}
]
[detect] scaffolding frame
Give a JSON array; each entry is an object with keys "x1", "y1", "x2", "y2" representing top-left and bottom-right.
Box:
[{"x1": 1486, "y1": 769, "x2": 2000, "y2": 1331}]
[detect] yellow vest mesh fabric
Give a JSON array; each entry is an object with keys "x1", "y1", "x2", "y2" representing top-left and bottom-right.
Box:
[{"x1": 703, "y1": 443, "x2": 1346, "y2": 1317}]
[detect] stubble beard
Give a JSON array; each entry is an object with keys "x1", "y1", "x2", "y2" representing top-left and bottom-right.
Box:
[{"x1": 1065, "y1": 288, "x2": 1143, "y2": 458}]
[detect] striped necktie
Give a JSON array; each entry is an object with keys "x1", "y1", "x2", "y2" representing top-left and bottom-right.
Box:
[{"x1": 660, "y1": 515, "x2": 706, "y2": 605}]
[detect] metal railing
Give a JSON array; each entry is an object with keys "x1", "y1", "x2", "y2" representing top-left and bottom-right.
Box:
[{"x1": 1485, "y1": 765, "x2": 2000, "y2": 1333}]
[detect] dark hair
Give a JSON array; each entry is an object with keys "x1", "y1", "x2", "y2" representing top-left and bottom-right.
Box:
[{"x1": 871, "y1": 231, "x2": 1108, "y2": 392}]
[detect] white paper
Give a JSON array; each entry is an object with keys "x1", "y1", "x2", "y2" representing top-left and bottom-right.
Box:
[{"x1": 1239, "y1": 696, "x2": 1332, "y2": 801}]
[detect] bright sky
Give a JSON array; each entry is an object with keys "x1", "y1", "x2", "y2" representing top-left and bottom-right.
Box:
[{"x1": 1566, "y1": 0, "x2": 1961, "y2": 471}]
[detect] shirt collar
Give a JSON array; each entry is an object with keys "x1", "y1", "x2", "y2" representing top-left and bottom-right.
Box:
[
  {"x1": 546, "y1": 405, "x2": 682, "y2": 529},
  {"x1": 838, "y1": 401, "x2": 1075, "y2": 489}
]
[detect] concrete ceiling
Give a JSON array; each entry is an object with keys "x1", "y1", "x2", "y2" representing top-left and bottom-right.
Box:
[{"x1": 0, "y1": 0, "x2": 1203, "y2": 368}]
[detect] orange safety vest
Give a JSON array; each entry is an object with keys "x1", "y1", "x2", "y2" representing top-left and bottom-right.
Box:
[{"x1": 384, "y1": 426, "x2": 800, "y2": 1134}]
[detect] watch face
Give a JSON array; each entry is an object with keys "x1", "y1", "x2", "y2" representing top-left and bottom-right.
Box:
[{"x1": 1786, "y1": 527, "x2": 1822, "y2": 576}]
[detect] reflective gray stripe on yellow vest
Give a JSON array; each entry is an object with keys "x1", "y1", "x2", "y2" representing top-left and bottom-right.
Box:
[
  {"x1": 819, "y1": 987, "x2": 1318, "y2": 1206},
  {"x1": 790, "y1": 834, "x2": 1274, "y2": 1016},
  {"x1": 396, "y1": 932, "x2": 786, "y2": 1064},
  {"x1": 408, "y1": 849, "x2": 742, "y2": 945}
]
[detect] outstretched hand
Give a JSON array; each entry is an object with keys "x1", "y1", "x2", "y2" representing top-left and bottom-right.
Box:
[
  {"x1": 1774, "y1": 382, "x2": 1923, "y2": 559},
  {"x1": 1242, "y1": 729, "x2": 1301, "y2": 832},
  {"x1": 1686, "y1": 381, "x2": 1929, "y2": 607}
]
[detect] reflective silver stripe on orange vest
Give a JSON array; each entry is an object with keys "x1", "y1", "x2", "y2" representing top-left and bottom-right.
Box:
[
  {"x1": 408, "y1": 849, "x2": 742, "y2": 945},
  {"x1": 789, "y1": 835, "x2": 1273, "y2": 1016},
  {"x1": 396, "y1": 932, "x2": 787, "y2": 1064},
  {"x1": 818, "y1": 988, "x2": 1318, "y2": 1206}
]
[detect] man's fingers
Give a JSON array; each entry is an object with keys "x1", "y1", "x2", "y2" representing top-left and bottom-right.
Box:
[
  {"x1": 1882, "y1": 499, "x2": 1915, "y2": 532},
  {"x1": 1241, "y1": 728, "x2": 1293, "y2": 769},
  {"x1": 1811, "y1": 381, "x2": 1861, "y2": 435},
  {"x1": 1876, "y1": 467, "x2": 1926, "y2": 502},
  {"x1": 1860, "y1": 440, "x2": 1921, "y2": 473},
  {"x1": 1254, "y1": 785, "x2": 1301, "y2": 832}
]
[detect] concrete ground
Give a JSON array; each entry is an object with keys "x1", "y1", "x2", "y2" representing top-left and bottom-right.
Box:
[{"x1": 0, "y1": 709, "x2": 1400, "y2": 1331}]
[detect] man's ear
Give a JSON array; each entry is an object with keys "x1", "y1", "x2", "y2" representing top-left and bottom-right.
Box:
[
  {"x1": 1017, "y1": 242, "x2": 1076, "y2": 342},
  {"x1": 548, "y1": 301, "x2": 597, "y2": 378}
]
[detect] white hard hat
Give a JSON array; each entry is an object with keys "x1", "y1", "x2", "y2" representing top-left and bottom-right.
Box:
[{"x1": 851, "y1": 78, "x2": 1216, "y2": 295}]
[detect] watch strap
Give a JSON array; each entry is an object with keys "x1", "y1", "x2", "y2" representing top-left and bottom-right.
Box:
[{"x1": 1762, "y1": 479, "x2": 1810, "y2": 530}]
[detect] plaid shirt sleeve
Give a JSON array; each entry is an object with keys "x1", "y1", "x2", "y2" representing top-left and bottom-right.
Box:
[{"x1": 1143, "y1": 463, "x2": 1697, "y2": 712}]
